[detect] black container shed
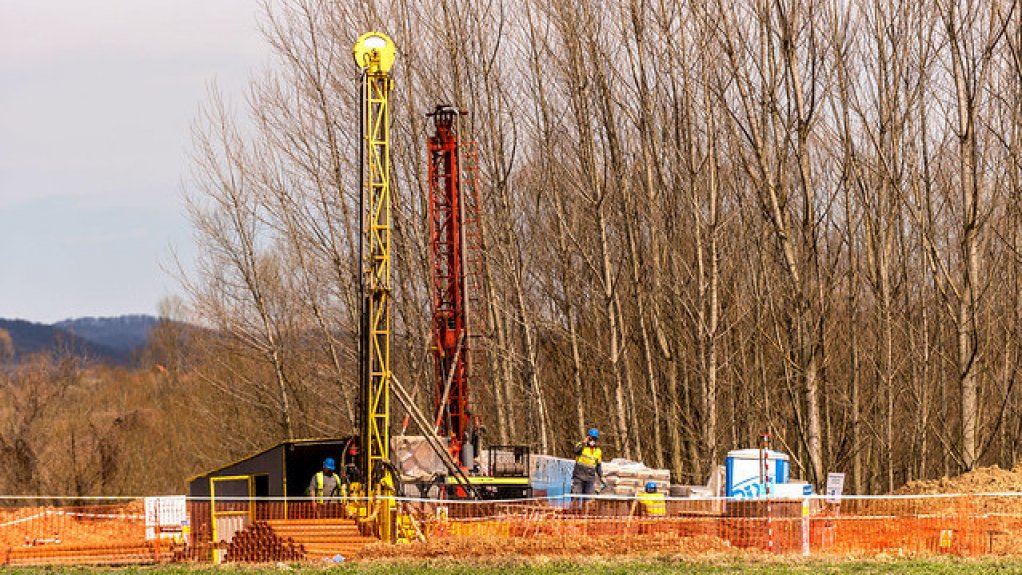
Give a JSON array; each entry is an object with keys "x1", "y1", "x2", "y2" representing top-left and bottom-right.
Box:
[{"x1": 188, "y1": 437, "x2": 354, "y2": 499}]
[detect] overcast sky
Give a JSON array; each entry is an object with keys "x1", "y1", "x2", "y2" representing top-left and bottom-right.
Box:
[{"x1": 0, "y1": 1, "x2": 271, "y2": 323}]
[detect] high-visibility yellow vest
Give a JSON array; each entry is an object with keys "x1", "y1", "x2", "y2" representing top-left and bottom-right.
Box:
[
  {"x1": 314, "y1": 472, "x2": 339, "y2": 503},
  {"x1": 314, "y1": 472, "x2": 326, "y2": 503},
  {"x1": 636, "y1": 491, "x2": 666, "y2": 516},
  {"x1": 575, "y1": 445, "x2": 602, "y2": 468}
]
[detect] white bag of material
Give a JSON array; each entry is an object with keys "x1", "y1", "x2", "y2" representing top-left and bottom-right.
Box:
[
  {"x1": 596, "y1": 457, "x2": 672, "y2": 496},
  {"x1": 604, "y1": 476, "x2": 640, "y2": 488},
  {"x1": 604, "y1": 459, "x2": 646, "y2": 479},
  {"x1": 391, "y1": 436, "x2": 447, "y2": 480},
  {"x1": 649, "y1": 469, "x2": 671, "y2": 482}
]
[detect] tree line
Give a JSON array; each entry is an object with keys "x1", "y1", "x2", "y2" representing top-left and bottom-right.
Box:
[
  {"x1": 0, "y1": 322, "x2": 211, "y2": 495},
  {"x1": 2, "y1": 0, "x2": 1021, "y2": 497},
  {"x1": 88, "y1": 0, "x2": 1022, "y2": 495}
]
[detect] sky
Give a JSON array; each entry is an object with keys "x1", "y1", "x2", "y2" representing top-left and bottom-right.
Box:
[{"x1": 0, "y1": 1, "x2": 271, "y2": 324}]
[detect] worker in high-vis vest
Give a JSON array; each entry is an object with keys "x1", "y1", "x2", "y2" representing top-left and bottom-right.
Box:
[
  {"x1": 571, "y1": 428, "x2": 605, "y2": 495},
  {"x1": 635, "y1": 480, "x2": 666, "y2": 516},
  {"x1": 306, "y1": 457, "x2": 341, "y2": 503}
]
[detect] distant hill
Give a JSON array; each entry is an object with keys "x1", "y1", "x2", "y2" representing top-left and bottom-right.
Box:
[
  {"x1": 0, "y1": 315, "x2": 159, "y2": 366},
  {"x1": 55, "y1": 315, "x2": 157, "y2": 353}
]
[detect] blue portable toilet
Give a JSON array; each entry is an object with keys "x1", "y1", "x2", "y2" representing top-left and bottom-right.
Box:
[{"x1": 725, "y1": 448, "x2": 790, "y2": 499}]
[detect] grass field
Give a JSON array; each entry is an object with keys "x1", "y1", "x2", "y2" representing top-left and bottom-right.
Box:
[{"x1": 4, "y1": 558, "x2": 1022, "y2": 575}]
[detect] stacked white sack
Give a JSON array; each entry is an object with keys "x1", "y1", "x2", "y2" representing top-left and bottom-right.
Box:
[{"x1": 599, "y1": 458, "x2": 670, "y2": 495}]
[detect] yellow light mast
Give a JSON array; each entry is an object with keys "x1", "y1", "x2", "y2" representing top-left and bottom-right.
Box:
[{"x1": 354, "y1": 32, "x2": 395, "y2": 498}]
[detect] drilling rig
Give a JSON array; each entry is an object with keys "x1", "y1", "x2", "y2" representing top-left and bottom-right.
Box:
[
  {"x1": 353, "y1": 31, "x2": 396, "y2": 540},
  {"x1": 350, "y1": 33, "x2": 529, "y2": 510},
  {"x1": 425, "y1": 105, "x2": 531, "y2": 499},
  {"x1": 427, "y1": 105, "x2": 477, "y2": 469}
]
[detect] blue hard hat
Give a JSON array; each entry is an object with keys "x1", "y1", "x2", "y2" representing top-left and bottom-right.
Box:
[
  {"x1": 645, "y1": 481, "x2": 657, "y2": 493},
  {"x1": 323, "y1": 457, "x2": 337, "y2": 471},
  {"x1": 587, "y1": 428, "x2": 599, "y2": 438}
]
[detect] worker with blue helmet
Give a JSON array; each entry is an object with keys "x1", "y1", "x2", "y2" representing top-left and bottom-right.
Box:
[
  {"x1": 571, "y1": 427, "x2": 605, "y2": 496},
  {"x1": 306, "y1": 456, "x2": 342, "y2": 506},
  {"x1": 635, "y1": 480, "x2": 666, "y2": 516}
]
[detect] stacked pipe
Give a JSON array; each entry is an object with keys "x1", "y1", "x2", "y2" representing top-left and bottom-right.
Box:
[
  {"x1": 169, "y1": 541, "x2": 210, "y2": 562},
  {"x1": 6, "y1": 541, "x2": 159, "y2": 566},
  {"x1": 223, "y1": 522, "x2": 306, "y2": 563}
]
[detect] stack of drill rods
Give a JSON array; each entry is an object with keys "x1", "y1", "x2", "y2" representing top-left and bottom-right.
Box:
[
  {"x1": 6, "y1": 541, "x2": 160, "y2": 566},
  {"x1": 170, "y1": 541, "x2": 207, "y2": 562},
  {"x1": 223, "y1": 521, "x2": 305, "y2": 563}
]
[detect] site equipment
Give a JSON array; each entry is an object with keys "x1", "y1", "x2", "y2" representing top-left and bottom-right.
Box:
[
  {"x1": 349, "y1": 34, "x2": 480, "y2": 515},
  {"x1": 427, "y1": 105, "x2": 481, "y2": 469},
  {"x1": 423, "y1": 105, "x2": 530, "y2": 499},
  {"x1": 353, "y1": 30, "x2": 395, "y2": 511},
  {"x1": 350, "y1": 32, "x2": 526, "y2": 509}
]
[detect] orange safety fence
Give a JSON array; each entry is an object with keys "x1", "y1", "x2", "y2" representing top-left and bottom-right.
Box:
[
  {"x1": 0, "y1": 499, "x2": 158, "y2": 565},
  {"x1": 401, "y1": 494, "x2": 1022, "y2": 557},
  {"x1": 2, "y1": 493, "x2": 1022, "y2": 565}
]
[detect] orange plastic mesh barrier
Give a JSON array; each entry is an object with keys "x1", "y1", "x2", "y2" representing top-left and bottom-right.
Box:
[
  {"x1": 3, "y1": 494, "x2": 1022, "y2": 565},
  {"x1": 0, "y1": 499, "x2": 178, "y2": 566}
]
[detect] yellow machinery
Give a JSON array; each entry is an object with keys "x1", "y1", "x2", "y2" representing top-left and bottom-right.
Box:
[{"x1": 354, "y1": 31, "x2": 396, "y2": 542}]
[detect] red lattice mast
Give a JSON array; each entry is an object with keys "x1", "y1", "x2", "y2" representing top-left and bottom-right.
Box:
[{"x1": 427, "y1": 105, "x2": 483, "y2": 466}]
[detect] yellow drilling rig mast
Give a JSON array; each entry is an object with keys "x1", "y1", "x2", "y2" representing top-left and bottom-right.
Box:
[{"x1": 354, "y1": 32, "x2": 395, "y2": 518}]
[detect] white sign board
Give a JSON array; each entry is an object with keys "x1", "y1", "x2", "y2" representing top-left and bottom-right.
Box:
[
  {"x1": 144, "y1": 496, "x2": 188, "y2": 540},
  {"x1": 826, "y1": 472, "x2": 845, "y2": 503}
]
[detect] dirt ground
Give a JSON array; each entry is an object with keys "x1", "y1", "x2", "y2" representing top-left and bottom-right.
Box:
[
  {"x1": 896, "y1": 465, "x2": 1022, "y2": 496},
  {"x1": 354, "y1": 532, "x2": 735, "y2": 561},
  {"x1": 884, "y1": 464, "x2": 1022, "y2": 519}
]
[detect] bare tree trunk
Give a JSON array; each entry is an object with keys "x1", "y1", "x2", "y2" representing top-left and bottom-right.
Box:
[
  {"x1": 939, "y1": 0, "x2": 1004, "y2": 470},
  {"x1": 514, "y1": 269, "x2": 550, "y2": 454},
  {"x1": 523, "y1": 0, "x2": 588, "y2": 444}
]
